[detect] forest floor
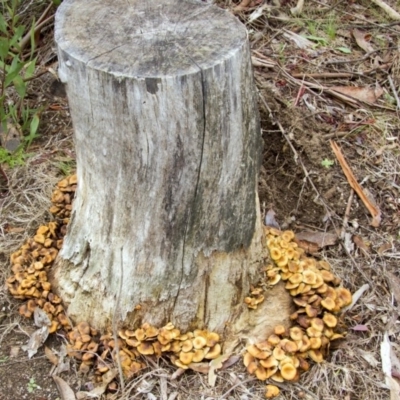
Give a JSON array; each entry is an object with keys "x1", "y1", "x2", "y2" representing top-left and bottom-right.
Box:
[{"x1": 0, "y1": 0, "x2": 400, "y2": 399}]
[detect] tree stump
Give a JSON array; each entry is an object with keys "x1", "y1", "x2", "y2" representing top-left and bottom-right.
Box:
[{"x1": 54, "y1": 0, "x2": 292, "y2": 347}]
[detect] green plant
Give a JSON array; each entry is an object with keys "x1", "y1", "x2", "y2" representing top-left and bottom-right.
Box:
[
  {"x1": 0, "y1": 356, "x2": 9, "y2": 363},
  {"x1": 27, "y1": 377, "x2": 40, "y2": 393},
  {"x1": 321, "y1": 158, "x2": 334, "y2": 168},
  {"x1": 0, "y1": 0, "x2": 41, "y2": 164},
  {"x1": 324, "y1": 16, "x2": 337, "y2": 41},
  {"x1": 56, "y1": 158, "x2": 76, "y2": 176}
]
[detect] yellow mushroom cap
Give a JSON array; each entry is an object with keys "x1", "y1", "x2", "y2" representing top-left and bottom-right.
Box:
[
  {"x1": 192, "y1": 349, "x2": 205, "y2": 363},
  {"x1": 77, "y1": 321, "x2": 90, "y2": 335},
  {"x1": 280, "y1": 362, "x2": 297, "y2": 381},
  {"x1": 193, "y1": 336, "x2": 207, "y2": 349},
  {"x1": 336, "y1": 287, "x2": 352, "y2": 306},
  {"x1": 137, "y1": 342, "x2": 154, "y2": 356},
  {"x1": 268, "y1": 275, "x2": 281, "y2": 286},
  {"x1": 267, "y1": 334, "x2": 281, "y2": 346},
  {"x1": 320, "y1": 270, "x2": 335, "y2": 282},
  {"x1": 179, "y1": 351, "x2": 194, "y2": 365},
  {"x1": 260, "y1": 355, "x2": 279, "y2": 369},
  {"x1": 243, "y1": 352, "x2": 254, "y2": 367},
  {"x1": 256, "y1": 341, "x2": 273, "y2": 352},
  {"x1": 323, "y1": 313, "x2": 338, "y2": 328},
  {"x1": 310, "y1": 318, "x2": 324, "y2": 332},
  {"x1": 289, "y1": 327, "x2": 303, "y2": 342},
  {"x1": 282, "y1": 340, "x2": 298, "y2": 354},
  {"x1": 321, "y1": 297, "x2": 336, "y2": 311},
  {"x1": 181, "y1": 339, "x2": 193, "y2": 353},
  {"x1": 302, "y1": 270, "x2": 317, "y2": 285},
  {"x1": 274, "y1": 325, "x2": 287, "y2": 336},
  {"x1": 247, "y1": 361, "x2": 258, "y2": 375},
  {"x1": 265, "y1": 384, "x2": 280, "y2": 398},
  {"x1": 269, "y1": 246, "x2": 282, "y2": 261},
  {"x1": 255, "y1": 366, "x2": 269, "y2": 381},
  {"x1": 204, "y1": 343, "x2": 221, "y2": 359},
  {"x1": 308, "y1": 349, "x2": 324, "y2": 363},
  {"x1": 309, "y1": 337, "x2": 322, "y2": 350},
  {"x1": 272, "y1": 347, "x2": 286, "y2": 361},
  {"x1": 305, "y1": 305, "x2": 319, "y2": 318},
  {"x1": 206, "y1": 331, "x2": 220, "y2": 347}
]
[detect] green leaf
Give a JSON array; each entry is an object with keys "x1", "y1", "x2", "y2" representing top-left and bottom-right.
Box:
[
  {"x1": 304, "y1": 35, "x2": 328, "y2": 45},
  {"x1": 9, "y1": 25, "x2": 25, "y2": 48},
  {"x1": 30, "y1": 114, "x2": 40, "y2": 138},
  {"x1": 24, "y1": 58, "x2": 36, "y2": 79},
  {"x1": 0, "y1": 13, "x2": 8, "y2": 34},
  {"x1": 336, "y1": 47, "x2": 352, "y2": 54},
  {"x1": 12, "y1": 75, "x2": 26, "y2": 98},
  {"x1": 0, "y1": 38, "x2": 10, "y2": 59},
  {"x1": 53, "y1": 0, "x2": 62, "y2": 5},
  {"x1": 4, "y1": 58, "x2": 24, "y2": 87}
]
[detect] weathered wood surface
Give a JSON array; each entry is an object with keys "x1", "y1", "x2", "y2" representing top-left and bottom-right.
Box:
[{"x1": 54, "y1": 0, "x2": 292, "y2": 343}]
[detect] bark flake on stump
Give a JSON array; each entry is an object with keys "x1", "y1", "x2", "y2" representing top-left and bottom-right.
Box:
[{"x1": 53, "y1": 0, "x2": 292, "y2": 349}]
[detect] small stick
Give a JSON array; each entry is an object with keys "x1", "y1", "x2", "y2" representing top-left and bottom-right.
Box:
[
  {"x1": 387, "y1": 75, "x2": 400, "y2": 110},
  {"x1": 341, "y1": 189, "x2": 354, "y2": 239},
  {"x1": 330, "y1": 141, "x2": 381, "y2": 227},
  {"x1": 371, "y1": 0, "x2": 400, "y2": 20}
]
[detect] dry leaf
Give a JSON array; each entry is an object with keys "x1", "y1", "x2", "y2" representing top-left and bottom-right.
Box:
[
  {"x1": 283, "y1": 29, "x2": 314, "y2": 49},
  {"x1": 295, "y1": 231, "x2": 337, "y2": 248},
  {"x1": 293, "y1": 238, "x2": 320, "y2": 254},
  {"x1": 53, "y1": 376, "x2": 76, "y2": 400},
  {"x1": 221, "y1": 354, "x2": 241, "y2": 370},
  {"x1": 208, "y1": 354, "x2": 230, "y2": 387},
  {"x1": 265, "y1": 209, "x2": 280, "y2": 229},
  {"x1": 188, "y1": 362, "x2": 209, "y2": 374},
  {"x1": 10, "y1": 346, "x2": 20, "y2": 358},
  {"x1": 330, "y1": 85, "x2": 383, "y2": 104},
  {"x1": 353, "y1": 235, "x2": 370, "y2": 254},
  {"x1": 34, "y1": 307, "x2": 51, "y2": 328},
  {"x1": 45, "y1": 346, "x2": 59, "y2": 365},
  {"x1": 344, "y1": 283, "x2": 369, "y2": 311},
  {"x1": 378, "y1": 242, "x2": 393, "y2": 254},
  {"x1": 352, "y1": 29, "x2": 375, "y2": 53},
  {"x1": 21, "y1": 326, "x2": 49, "y2": 359},
  {"x1": 381, "y1": 333, "x2": 400, "y2": 400},
  {"x1": 352, "y1": 324, "x2": 369, "y2": 331}
]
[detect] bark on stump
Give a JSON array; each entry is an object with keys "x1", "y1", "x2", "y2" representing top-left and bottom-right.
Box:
[{"x1": 54, "y1": 0, "x2": 292, "y2": 347}]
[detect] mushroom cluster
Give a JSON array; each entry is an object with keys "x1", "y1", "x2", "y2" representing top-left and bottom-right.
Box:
[
  {"x1": 65, "y1": 321, "x2": 221, "y2": 383},
  {"x1": 243, "y1": 226, "x2": 352, "y2": 397},
  {"x1": 5, "y1": 220, "x2": 72, "y2": 333},
  {"x1": 5, "y1": 175, "x2": 353, "y2": 399},
  {"x1": 49, "y1": 174, "x2": 77, "y2": 224}
]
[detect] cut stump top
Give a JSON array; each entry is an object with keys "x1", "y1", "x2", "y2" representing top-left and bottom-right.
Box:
[{"x1": 55, "y1": 0, "x2": 248, "y2": 78}]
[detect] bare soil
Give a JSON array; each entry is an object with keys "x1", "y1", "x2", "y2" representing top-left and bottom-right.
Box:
[{"x1": 1, "y1": 0, "x2": 400, "y2": 399}]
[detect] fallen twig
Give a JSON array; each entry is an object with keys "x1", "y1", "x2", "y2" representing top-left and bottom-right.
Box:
[
  {"x1": 387, "y1": 75, "x2": 400, "y2": 110},
  {"x1": 371, "y1": 0, "x2": 400, "y2": 20},
  {"x1": 330, "y1": 141, "x2": 382, "y2": 227}
]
